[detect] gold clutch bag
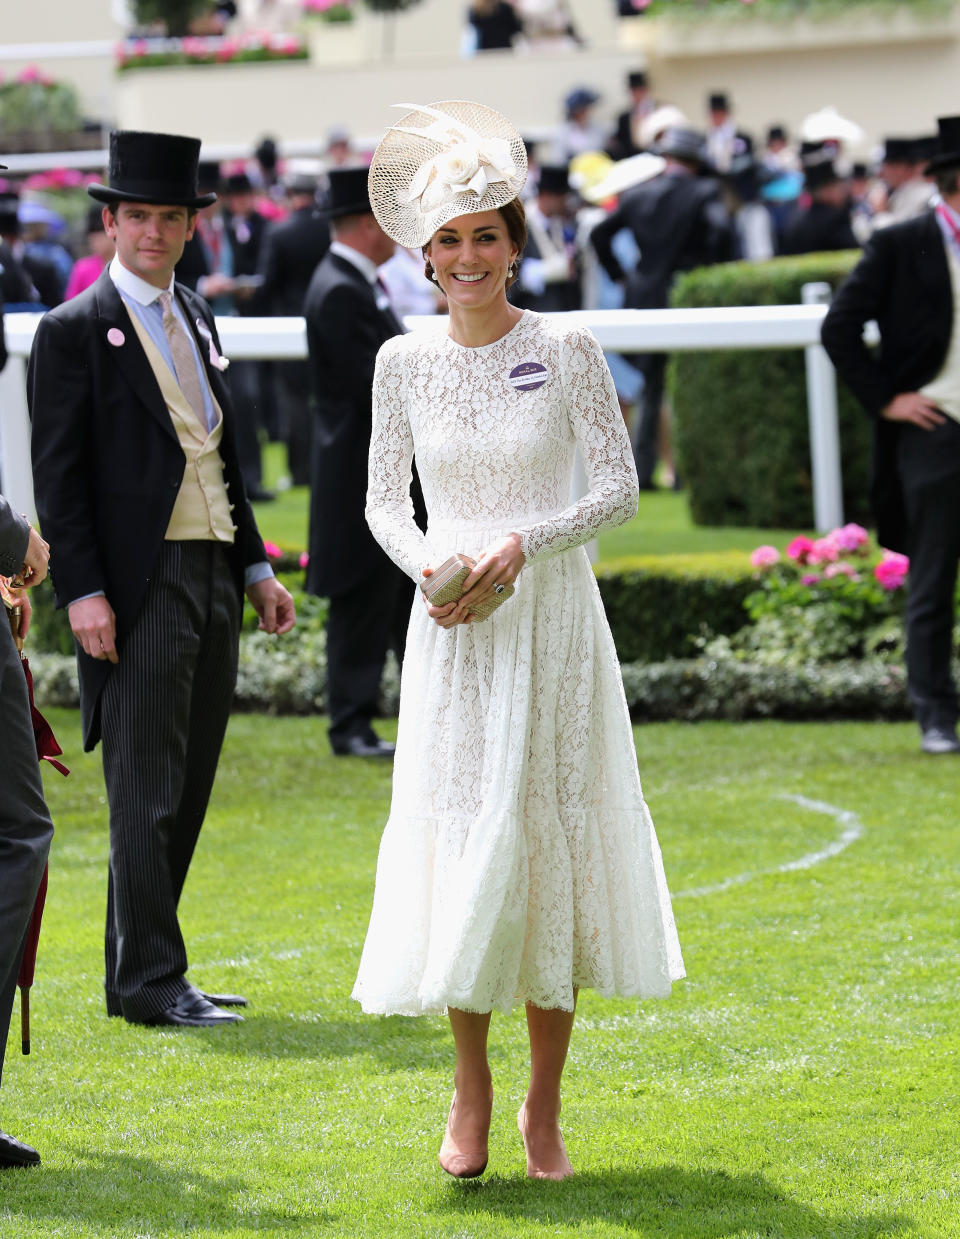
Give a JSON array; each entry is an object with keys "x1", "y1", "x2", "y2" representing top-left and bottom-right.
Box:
[{"x1": 422, "y1": 554, "x2": 514, "y2": 622}]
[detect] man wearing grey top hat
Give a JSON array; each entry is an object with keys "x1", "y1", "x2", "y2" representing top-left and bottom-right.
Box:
[
  {"x1": 822, "y1": 115, "x2": 960, "y2": 755},
  {"x1": 29, "y1": 130, "x2": 295, "y2": 1027}
]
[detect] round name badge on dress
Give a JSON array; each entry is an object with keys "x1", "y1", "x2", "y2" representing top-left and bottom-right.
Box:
[{"x1": 508, "y1": 361, "x2": 550, "y2": 392}]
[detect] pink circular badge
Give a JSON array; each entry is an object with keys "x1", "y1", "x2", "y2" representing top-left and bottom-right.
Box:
[{"x1": 107, "y1": 328, "x2": 125, "y2": 347}]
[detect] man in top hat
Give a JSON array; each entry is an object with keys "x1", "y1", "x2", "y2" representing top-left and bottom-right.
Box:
[
  {"x1": 872, "y1": 137, "x2": 934, "y2": 230},
  {"x1": 705, "y1": 91, "x2": 751, "y2": 176},
  {"x1": 590, "y1": 126, "x2": 734, "y2": 488},
  {"x1": 608, "y1": 69, "x2": 656, "y2": 162},
  {"x1": 258, "y1": 171, "x2": 331, "y2": 486},
  {"x1": 29, "y1": 129, "x2": 295, "y2": 1027},
  {"x1": 822, "y1": 114, "x2": 960, "y2": 754},
  {"x1": 303, "y1": 167, "x2": 420, "y2": 758},
  {"x1": 0, "y1": 157, "x2": 56, "y2": 1165},
  {"x1": 513, "y1": 164, "x2": 583, "y2": 313},
  {"x1": 781, "y1": 156, "x2": 859, "y2": 255}
]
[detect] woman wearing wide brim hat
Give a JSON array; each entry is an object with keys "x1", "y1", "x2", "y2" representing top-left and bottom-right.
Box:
[{"x1": 352, "y1": 100, "x2": 685, "y2": 1181}]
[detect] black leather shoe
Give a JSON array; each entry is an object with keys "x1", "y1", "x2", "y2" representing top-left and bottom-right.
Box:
[
  {"x1": 143, "y1": 987, "x2": 243, "y2": 1027},
  {"x1": 107, "y1": 988, "x2": 247, "y2": 1016},
  {"x1": 0, "y1": 1132, "x2": 41, "y2": 1168},
  {"x1": 247, "y1": 485, "x2": 276, "y2": 502},
  {"x1": 332, "y1": 735, "x2": 395, "y2": 758},
  {"x1": 921, "y1": 726, "x2": 960, "y2": 755}
]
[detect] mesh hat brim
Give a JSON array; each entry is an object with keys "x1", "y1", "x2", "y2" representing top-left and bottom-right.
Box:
[{"x1": 368, "y1": 101, "x2": 528, "y2": 249}]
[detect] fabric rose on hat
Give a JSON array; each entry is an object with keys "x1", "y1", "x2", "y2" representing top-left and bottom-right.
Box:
[{"x1": 406, "y1": 134, "x2": 516, "y2": 212}]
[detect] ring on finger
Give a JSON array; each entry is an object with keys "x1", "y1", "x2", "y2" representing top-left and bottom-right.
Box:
[{"x1": 493, "y1": 583, "x2": 505, "y2": 595}]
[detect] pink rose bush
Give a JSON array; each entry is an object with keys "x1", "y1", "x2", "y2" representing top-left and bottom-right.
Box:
[{"x1": 741, "y1": 523, "x2": 912, "y2": 665}]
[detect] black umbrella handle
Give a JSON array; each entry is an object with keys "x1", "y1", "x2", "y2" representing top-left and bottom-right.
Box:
[{"x1": 20, "y1": 986, "x2": 31, "y2": 1055}]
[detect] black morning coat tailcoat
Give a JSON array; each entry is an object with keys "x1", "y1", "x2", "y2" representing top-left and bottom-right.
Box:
[
  {"x1": 258, "y1": 204, "x2": 332, "y2": 317},
  {"x1": 28, "y1": 268, "x2": 267, "y2": 750},
  {"x1": 303, "y1": 250, "x2": 419, "y2": 598},
  {"x1": 821, "y1": 210, "x2": 953, "y2": 553}
]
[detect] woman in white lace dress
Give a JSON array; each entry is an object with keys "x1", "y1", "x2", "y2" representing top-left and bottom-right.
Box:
[{"x1": 352, "y1": 102, "x2": 684, "y2": 1181}]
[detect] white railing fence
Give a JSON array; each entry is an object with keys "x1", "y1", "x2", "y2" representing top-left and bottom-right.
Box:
[{"x1": 1, "y1": 295, "x2": 846, "y2": 529}]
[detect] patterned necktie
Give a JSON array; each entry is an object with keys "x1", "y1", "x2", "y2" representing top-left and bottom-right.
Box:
[{"x1": 157, "y1": 290, "x2": 208, "y2": 427}]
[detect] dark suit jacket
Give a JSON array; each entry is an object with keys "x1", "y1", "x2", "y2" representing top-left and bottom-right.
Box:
[
  {"x1": 781, "y1": 201, "x2": 859, "y2": 256},
  {"x1": 590, "y1": 172, "x2": 734, "y2": 311},
  {"x1": 258, "y1": 205, "x2": 331, "y2": 317},
  {"x1": 821, "y1": 210, "x2": 952, "y2": 551},
  {"x1": 28, "y1": 268, "x2": 266, "y2": 749},
  {"x1": 303, "y1": 251, "x2": 407, "y2": 597}
]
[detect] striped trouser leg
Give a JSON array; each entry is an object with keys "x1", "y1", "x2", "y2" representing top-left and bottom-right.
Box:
[{"x1": 100, "y1": 542, "x2": 240, "y2": 1022}]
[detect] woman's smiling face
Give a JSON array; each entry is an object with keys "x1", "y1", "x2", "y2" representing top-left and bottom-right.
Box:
[{"x1": 425, "y1": 209, "x2": 518, "y2": 309}]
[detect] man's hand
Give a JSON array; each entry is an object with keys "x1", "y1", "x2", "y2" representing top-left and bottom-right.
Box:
[
  {"x1": 246, "y1": 577, "x2": 296, "y2": 635},
  {"x1": 69, "y1": 595, "x2": 119, "y2": 663},
  {"x1": 16, "y1": 593, "x2": 33, "y2": 642},
  {"x1": 881, "y1": 393, "x2": 947, "y2": 430},
  {"x1": 20, "y1": 526, "x2": 50, "y2": 587}
]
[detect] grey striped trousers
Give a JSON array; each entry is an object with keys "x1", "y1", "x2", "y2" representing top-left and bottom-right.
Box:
[{"x1": 101, "y1": 541, "x2": 240, "y2": 1022}]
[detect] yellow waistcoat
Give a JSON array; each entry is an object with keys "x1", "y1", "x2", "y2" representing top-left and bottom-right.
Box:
[{"x1": 126, "y1": 309, "x2": 237, "y2": 543}]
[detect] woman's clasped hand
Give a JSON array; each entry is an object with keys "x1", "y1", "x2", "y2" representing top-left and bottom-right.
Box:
[{"x1": 421, "y1": 533, "x2": 525, "y2": 627}]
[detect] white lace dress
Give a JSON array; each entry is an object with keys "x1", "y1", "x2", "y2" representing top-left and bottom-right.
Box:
[{"x1": 352, "y1": 311, "x2": 684, "y2": 1015}]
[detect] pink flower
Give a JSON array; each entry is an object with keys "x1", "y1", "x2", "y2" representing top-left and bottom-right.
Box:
[
  {"x1": 808, "y1": 536, "x2": 839, "y2": 565},
  {"x1": 17, "y1": 65, "x2": 42, "y2": 84},
  {"x1": 801, "y1": 573, "x2": 821, "y2": 586},
  {"x1": 786, "y1": 535, "x2": 815, "y2": 564},
  {"x1": 750, "y1": 545, "x2": 780, "y2": 570},
  {"x1": 299, "y1": 551, "x2": 310, "y2": 569},
  {"x1": 824, "y1": 562, "x2": 860, "y2": 581},
  {"x1": 874, "y1": 552, "x2": 909, "y2": 591},
  {"x1": 263, "y1": 541, "x2": 282, "y2": 559},
  {"x1": 831, "y1": 522, "x2": 870, "y2": 554}
]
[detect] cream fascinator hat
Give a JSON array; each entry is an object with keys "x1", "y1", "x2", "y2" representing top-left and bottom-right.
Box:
[{"x1": 368, "y1": 101, "x2": 528, "y2": 249}]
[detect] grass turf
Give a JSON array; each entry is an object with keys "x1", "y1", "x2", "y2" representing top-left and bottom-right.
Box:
[{"x1": 2, "y1": 712, "x2": 957, "y2": 1238}]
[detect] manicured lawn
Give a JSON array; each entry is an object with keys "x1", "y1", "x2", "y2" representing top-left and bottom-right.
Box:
[{"x1": 3, "y1": 712, "x2": 956, "y2": 1238}]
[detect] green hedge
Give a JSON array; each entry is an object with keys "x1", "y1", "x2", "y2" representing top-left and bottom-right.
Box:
[
  {"x1": 595, "y1": 551, "x2": 754, "y2": 662},
  {"x1": 29, "y1": 646, "x2": 915, "y2": 723},
  {"x1": 669, "y1": 252, "x2": 870, "y2": 530}
]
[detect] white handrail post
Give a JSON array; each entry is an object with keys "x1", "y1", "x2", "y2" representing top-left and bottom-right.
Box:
[
  {"x1": 801, "y1": 281, "x2": 844, "y2": 532},
  {"x1": 0, "y1": 355, "x2": 36, "y2": 523}
]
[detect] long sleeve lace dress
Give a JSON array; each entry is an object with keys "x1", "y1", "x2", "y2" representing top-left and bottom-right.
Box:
[{"x1": 352, "y1": 311, "x2": 684, "y2": 1015}]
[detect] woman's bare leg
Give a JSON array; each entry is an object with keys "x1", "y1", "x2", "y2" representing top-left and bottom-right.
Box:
[
  {"x1": 518, "y1": 999, "x2": 576, "y2": 1180},
  {"x1": 439, "y1": 1007, "x2": 493, "y2": 1178}
]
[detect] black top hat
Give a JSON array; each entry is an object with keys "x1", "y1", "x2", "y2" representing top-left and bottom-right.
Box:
[
  {"x1": 881, "y1": 137, "x2": 917, "y2": 165},
  {"x1": 88, "y1": 131, "x2": 218, "y2": 208},
  {"x1": 925, "y1": 115, "x2": 960, "y2": 174},
  {"x1": 804, "y1": 159, "x2": 843, "y2": 192},
  {"x1": 324, "y1": 167, "x2": 372, "y2": 218},
  {"x1": 628, "y1": 70, "x2": 648, "y2": 90},
  {"x1": 708, "y1": 92, "x2": 730, "y2": 113},
  {"x1": 538, "y1": 164, "x2": 571, "y2": 196},
  {"x1": 222, "y1": 171, "x2": 253, "y2": 196},
  {"x1": 654, "y1": 127, "x2": 712, "y2": 171}
]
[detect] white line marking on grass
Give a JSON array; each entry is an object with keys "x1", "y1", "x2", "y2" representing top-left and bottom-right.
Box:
[{"x1": 674, "y1": 794, "x2": 864, "y2": 899}]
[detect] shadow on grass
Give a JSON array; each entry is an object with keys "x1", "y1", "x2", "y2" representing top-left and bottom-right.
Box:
[
  {"x1": 438, "y1": 1165, "x2": 911, "y2": 1238},
  {"x1": 3, "y1": 1149, "x2": 330, "y2": 1232},
  {"x1": 189, "y1": 1013, "x2": 451, "y2": 1071}
]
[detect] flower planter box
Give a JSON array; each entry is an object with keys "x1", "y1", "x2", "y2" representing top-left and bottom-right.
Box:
[
  {"x1": 2, "y1": 129, "x2": 104, "y2": 154},
  {"x1": 637, "y1": 5, "x2": 959, "y2": 58}
]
